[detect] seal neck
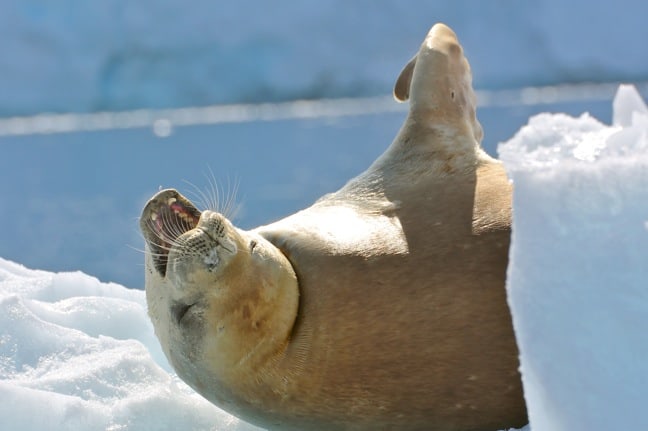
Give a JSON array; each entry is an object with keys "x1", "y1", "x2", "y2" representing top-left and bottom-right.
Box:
[{"x1": 367, "y1": 116, "x2": 488, "y2": 180}]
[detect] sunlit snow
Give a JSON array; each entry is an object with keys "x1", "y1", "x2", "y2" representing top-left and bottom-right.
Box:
[
  {"x1": 0, "y1": 258, "x2": 262, "y2": 431},
  {"x1": 499, "y1": 85, "x2": 648, "y2": 430}
]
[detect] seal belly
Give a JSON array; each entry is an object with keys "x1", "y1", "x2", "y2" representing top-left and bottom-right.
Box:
[{"x1": 256, "y1": 170, "x2": 524, "y2": 430}]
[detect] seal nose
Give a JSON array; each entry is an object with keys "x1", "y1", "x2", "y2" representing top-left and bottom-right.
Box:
[
  {"x1": 166, "y1": 227, "x2": 220, "y2": 288},
  {"x1": 197, "y1": 211, "x2": 226, "y2": 235},
  {"x1": 196, "y1": 211, "x2": 239, "y2": 256}
]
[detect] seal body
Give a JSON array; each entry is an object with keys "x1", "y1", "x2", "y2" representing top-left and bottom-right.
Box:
[{"x1": 141, "y1": 23, "x2": 527, "y2": 431}]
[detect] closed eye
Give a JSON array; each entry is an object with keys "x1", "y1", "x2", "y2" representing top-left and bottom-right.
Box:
[{"x1": 249, "y1": 240, "x2": 257, "y2": 253}]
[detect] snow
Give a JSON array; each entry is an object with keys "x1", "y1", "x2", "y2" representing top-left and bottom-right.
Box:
[
  {"x1": 2, "y1": 0, "x2": 648, "y2": 116},
  {"x1": 499, "y1": 85, "x2": 648, "y2": 429},
  {"x1": 0, "y1": 257, "x2": 263, "y2": 431}
]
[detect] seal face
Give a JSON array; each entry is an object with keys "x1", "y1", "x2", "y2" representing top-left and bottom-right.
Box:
[
  {"x1": 140, "y1": 189, "x2": 299, "y2": 405},
  {"x1": 141, "y1": 23, "x2": 527, "y2": 431}
]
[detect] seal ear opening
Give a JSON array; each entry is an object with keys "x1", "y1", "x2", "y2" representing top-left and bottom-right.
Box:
[{"x1": 393, "y1": 55, "x2": 417, "y2": 102}]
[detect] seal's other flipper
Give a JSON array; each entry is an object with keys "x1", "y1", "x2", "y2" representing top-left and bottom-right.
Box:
[
  {"x1": 392, "y1": 23, "x2": 483, "y2": 144},
  {"x1": 393, "y1": 55, "x2": 416, "y2": 103}
]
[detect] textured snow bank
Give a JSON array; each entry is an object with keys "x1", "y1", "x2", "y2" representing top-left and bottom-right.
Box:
[
  {"x1": 0, "y1": 258, "x2": 261, "y2": 431},
  {"x1": 499, "y1": 85, "x2": 648, "y2": 430}
]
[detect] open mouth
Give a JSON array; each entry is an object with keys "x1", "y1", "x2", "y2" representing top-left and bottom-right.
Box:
[{"x1": 140, "y1": 189, "x2": 202, "y2": 277}]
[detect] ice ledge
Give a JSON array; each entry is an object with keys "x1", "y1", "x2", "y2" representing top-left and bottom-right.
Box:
[
  {"x1": 498, "y1": 86, "x2": 648, "y2": 430},
  {"x1": 498, "y1": 85, "x2": 648, "y2": 172}
]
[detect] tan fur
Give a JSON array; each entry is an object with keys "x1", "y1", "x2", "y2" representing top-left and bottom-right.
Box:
[{"x1": 141, "y1": 22, "x2": 527, "y2": 431}]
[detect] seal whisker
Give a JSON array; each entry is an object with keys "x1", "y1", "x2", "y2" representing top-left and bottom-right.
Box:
[
  {"x1": 180, "y1": 169, "x2": 222, "y2": 213},
  {"x1": 204, "y1": 166, "x2": 222, "y2": 213},
  {"x1": 183, "y1": 178, "x2": 211, "y2": 213},
  {"x1": 205, "y1": 171, "x2": 240, "y2": 219},
  {"x1": 143, "y1": 217, "x2": 175, "y2": 247},
  {"x1": 180, "y1": 170, "x2": 241, "y2": 220},
  {"x1": 133, "y1": 230, "x2": 180, "y2": 256},
  {"x1": 221, "y1": 178, "x2": 241, "y2": 220},
  {"x1": 162, "y1": 209, "x2": 186, "y2": 239},
  {"x1": 143, "y1": 217, "x2": 194, "y2": 256},
  {"x1": 159, "y1": 208, "x2": 193, "y2": 241},
  {"x1": 127, "y1": 243, "x2": 150, "y2": 256}
]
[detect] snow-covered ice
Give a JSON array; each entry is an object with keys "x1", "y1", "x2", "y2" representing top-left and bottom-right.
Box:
[
  {"x1": 499, "y1": 85, "x2": 648, "y2": 430},
  {"x1": 0, "y1": 258, "x2": 263, "y2": 431}
]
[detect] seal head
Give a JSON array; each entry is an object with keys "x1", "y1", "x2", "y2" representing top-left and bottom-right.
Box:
[{"x1": 140, "y1": 189, "x2": 299, "y2": 413}]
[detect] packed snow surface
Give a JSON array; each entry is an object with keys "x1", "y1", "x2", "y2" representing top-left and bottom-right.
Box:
[
  {"x1": 499, "y1": 85, "x2": 648, "y2": 430},
  {"x1": 0, "y1": 258, "x2": 263, "y2": 431}
]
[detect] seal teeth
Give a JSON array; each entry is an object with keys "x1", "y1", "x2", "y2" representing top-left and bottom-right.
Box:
[
  {"x1": 173, "y1": 208, "x2": 189, "y2": 222},
  {"x1": 151, "y1": 211, "x2": 158, "y2": 221},
  {"x1": 167, "y1": 197, "x2": 177, "y2": 205}
]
